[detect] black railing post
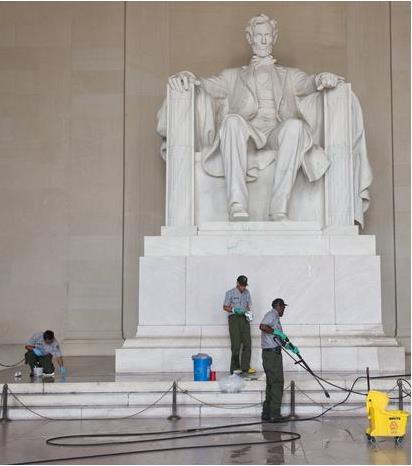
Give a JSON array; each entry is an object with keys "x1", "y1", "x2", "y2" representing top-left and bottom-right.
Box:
[
  {"x1": 397, "y1": 379, "x2": 404, "y2": 411},
  {"x1": 167, "y1": 381, "x2": 181, "y2": 421},
  {"x1": 366, "y1": 367, "x2": 370, "y2": 392},
  {"x1": 289, "y1": 380, "x2": 299, "y2": 420},
  {"x1": 1, "y1": 384, "x2": 9, "y2": 423}
]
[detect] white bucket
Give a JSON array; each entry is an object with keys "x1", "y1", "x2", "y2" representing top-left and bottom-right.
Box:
[{"x1": 33, "y1": 366, "x2": 43, "y2": 377}]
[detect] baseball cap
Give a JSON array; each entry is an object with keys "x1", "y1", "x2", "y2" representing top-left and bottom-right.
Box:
[
  {"x1": 237, "y1": 275, "x2": 248, "y2": 286},
  {"x1": 272, "y1": 298, "x2": 288, "y2": 307}
]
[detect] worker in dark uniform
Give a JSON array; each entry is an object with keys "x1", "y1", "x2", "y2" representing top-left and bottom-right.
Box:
[
  {"x1": 259, "y1": 298, "x2": 289, "y2": 421},
  {"x1": 223, "y1": 275, "x2": 256, "y2": 375}
]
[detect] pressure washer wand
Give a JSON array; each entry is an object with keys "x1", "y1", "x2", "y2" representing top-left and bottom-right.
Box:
[
  {"x1": 291, "y1": 351, "x2": 330, "y2": 398},
  {"x1": 274, "y1": 334, "x2": 330, "y2": 399}
]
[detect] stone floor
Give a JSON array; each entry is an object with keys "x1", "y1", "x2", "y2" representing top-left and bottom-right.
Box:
[
  {"x1": 2, "y1": 355, "x2": 242, "y2": 383},
  {"x1": 0, "y1": 356, "x2": 118, "y2": 384},
  {"x1": 0, "y1": 416, "x2": 410, "y2": 465},
  {"x1": 0, "y1": 356, "x2": 410, "y2": 464}
]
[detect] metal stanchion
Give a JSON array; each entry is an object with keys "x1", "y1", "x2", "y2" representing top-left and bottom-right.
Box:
[
  {"x1": 289, "y1": 380, "x2": 298, "y2": 455},
  {"x1": 1, "y1": 384, "x2": 9, "y2": 423},
  {"x1": 288, "y1": 380, "x2": 299, "y2": 420},
  {"x1": 397, "y1": 379, "x2": 404, "y2": 411},
  {"x1": 167, "y1": 381, "x2": 181, "y2": 421},
  {"x1": 366, "y1": 367, "x2": 370, "y2": 392}
]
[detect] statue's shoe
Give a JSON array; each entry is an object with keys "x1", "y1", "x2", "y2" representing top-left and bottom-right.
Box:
[
  {"x1": 270, "y1": 212, "x2": 289, "y2": 222},
  {"x1": 231, "y1": 211, "x2": 249, "y2": 221},
  {"x1": 230, "y1": 204, "x2": 249, "y2": 221}
]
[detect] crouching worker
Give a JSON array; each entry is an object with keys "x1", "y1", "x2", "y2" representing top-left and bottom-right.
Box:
[
  {"x1": 25, "y1": 330, "x2": 66, "y2": 378},
  {"x1": 259, "y1": 298, "x2": 289, "y2": 422}
]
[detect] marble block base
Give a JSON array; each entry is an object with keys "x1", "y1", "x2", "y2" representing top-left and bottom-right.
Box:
[
  {"x1": 116, "y1": 334, "x2": 405, "y2": 373},
  {"x1": 137, "y1": 255, "x2": 382, "y2": 326},
  {"x1": 116, "y1": 224, "x2": 405, "y2": 374}
]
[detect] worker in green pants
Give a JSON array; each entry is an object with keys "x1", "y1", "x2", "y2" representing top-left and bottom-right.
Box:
[
  {"x1": 223, "y1": 275, "x2": 256, "y2": 375},
  {"x1": 259, "y1": 298, "x2": 290, "y2": 422}
]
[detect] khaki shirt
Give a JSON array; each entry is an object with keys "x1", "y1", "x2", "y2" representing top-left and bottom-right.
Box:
[
  {"x1": 26, "y1": 332, "x2": 62, "y2": 357},
  {"x1": 260, "y1": 309, "x2": 283, "y2": 349},
  {"x1": 223, "y1": 287, "x2": 252, "y2": 312}
]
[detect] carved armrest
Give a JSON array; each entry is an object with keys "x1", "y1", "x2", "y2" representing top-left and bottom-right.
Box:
[
  {"x1": 165, "y1": 84, "x2": 195, "y2": 228},
  {"x1": 323, "y1": 83, "x2": 355, "y2": 227}
]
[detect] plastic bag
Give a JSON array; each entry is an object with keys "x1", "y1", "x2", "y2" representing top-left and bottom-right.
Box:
[{"x1": 218, "y1": 373, "x2": 245, "y2": 393}]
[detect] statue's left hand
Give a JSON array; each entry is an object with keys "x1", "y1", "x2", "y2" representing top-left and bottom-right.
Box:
[
  {"x1": 168, "y1": 71, "x2": 199, "y2": 92},
  {"x1": 315, "y1": 72, "x2": 345, "y2": 91}
]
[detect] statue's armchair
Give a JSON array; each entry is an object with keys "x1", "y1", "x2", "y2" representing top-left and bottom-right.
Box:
[{"x1": 158, "y1": 83, "x2": 371, "y2": 230}]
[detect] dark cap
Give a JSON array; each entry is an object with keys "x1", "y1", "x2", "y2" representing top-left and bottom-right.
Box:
[
  {"x1": 272, "y1": 298, "x2": 288, "y2": 308},
  {"x1": 43, "y1": 330, "x2": 55, "y2": 341},
  {"x1": 237, "y1": 275, "x2": 248, "y2": 286}
]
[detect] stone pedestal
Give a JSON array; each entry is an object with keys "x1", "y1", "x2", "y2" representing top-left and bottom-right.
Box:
[{"x1": 116, "y1": 222, "x2": 405, "y2": 373}]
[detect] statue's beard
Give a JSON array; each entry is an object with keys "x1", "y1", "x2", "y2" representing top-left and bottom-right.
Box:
[{"x1": 252, "y1": 43, "x2": 273, "y2": 58}]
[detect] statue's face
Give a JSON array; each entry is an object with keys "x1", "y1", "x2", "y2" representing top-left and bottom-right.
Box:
[{"x1": 250, "y1": 22, "x2": 274, "y2": 57}]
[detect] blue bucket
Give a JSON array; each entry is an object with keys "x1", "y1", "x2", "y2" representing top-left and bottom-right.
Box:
[{"x1": 192, "y1": 353, "x2": 213, "y2": 381}]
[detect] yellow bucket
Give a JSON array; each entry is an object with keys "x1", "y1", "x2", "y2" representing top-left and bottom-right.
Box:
[{"x1": 366, "y1": 390, "x2": 409, "y2": 445}]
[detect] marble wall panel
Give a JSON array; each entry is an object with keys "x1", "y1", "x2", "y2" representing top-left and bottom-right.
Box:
[
  {"x1": 67, "y1": 261, "x2": 121, "y2": 310},
  {"x1": 9, "y1": 2, "x2": 72, "y2": 47},
  {"x1": 346, "y1": 3, "x2": 397, "y2": 339},
  {"x1": 0, "y1": 2, "x2": 124, "y2": 346},
  {"x1": 64, "y1": 309, "x2": 121, "y2": 340},
  {"x1": 64, "y1": 3, "x2": 124, "y2": 343},
  {"x1": 0, "y1": 284, "x2": 66, "y2": 342},
  {"x1": 334, "y1": 256, "x2": 382, "y2": 324},
  {"x1": 186, "y1": 256, "x2": 335, "y2": 326},
  {"x1": 123, "y1": 2, "x2": 169, "y2": 337},
  {"x1": 391, "y1": 2, "x2": 411, "y2": 353}
]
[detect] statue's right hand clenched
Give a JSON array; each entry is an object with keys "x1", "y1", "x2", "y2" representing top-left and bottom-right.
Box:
[{"x1": 168, "y1": 71, "x2": 199, "y2": 92}]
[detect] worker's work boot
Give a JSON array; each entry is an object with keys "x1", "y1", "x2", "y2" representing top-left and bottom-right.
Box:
[{"x1": 269, "y1": 415, "x2": 290, "y2": 423}]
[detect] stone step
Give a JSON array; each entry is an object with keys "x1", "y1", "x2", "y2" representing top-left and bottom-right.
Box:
[
  {"x1": 3, "y1": 373, "x2": 409, "y2": 420},
  {"x1": 144, "y1": 234, "x2": 376, "y2": 256},
  {"x1": 116, "y1": 343, "x2": 405, "y2": 373}
]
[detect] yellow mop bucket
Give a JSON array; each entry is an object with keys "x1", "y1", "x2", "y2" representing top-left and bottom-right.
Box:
[{"x1": 366, "y1": 390, "x2": 409, "y2": 445}]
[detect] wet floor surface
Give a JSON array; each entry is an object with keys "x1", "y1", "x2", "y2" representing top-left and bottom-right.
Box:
[{"x1": 0, "y1": 416, "x2": 410, "y2": 465}]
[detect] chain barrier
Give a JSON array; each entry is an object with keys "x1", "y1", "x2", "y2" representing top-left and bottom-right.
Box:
[
  {"x1": 4, "y1": 383, "x2": 174, "y2": 421},
  {"x1": 3, "y1": 372, "x2": 410, "y2": 422}
]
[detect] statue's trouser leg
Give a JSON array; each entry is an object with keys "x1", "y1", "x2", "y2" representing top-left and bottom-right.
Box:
[
  {"x1": 219, "y1": 114, "x2": 250, "y2": 212},
  {"x1": 269, "y1": 118, "x2": 306, "y2": 216}
]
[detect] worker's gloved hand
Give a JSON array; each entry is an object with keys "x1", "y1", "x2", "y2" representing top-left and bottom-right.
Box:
[
  {"x1": 233, "y1": 307, "x2": 245, "y2": 315},
  {"x1": 32, "y1": 347, "x2": 45, "y2": 357},
  {"x1": 272, "y1": 329, "x2": 287, "y2": 341},
  {"x1": 285, "y1": 342, "x2": 300, "y2": 355},
  {"x1": 59, "y1": 366, "x2": 67, "y2": 376}
]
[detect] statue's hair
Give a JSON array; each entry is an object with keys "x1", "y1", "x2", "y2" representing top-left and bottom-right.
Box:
[{"x1": 245, "y1": 14, "x2": 278, "y2": 43}]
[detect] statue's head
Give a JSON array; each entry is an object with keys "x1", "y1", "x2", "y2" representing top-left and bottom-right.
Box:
[{"x1": 246, "y1": 14, "x2": 278, "y2": 58}]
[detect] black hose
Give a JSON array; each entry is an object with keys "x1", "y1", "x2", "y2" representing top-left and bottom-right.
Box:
[
  {"x1": 14, "y1": 427, "x2": 301, "y2": 465},
  {"x1": 0, "y1": 358, "x2": 24, "y2": 368},
  {"x1": 281, "y1": 347, "x2": 411, "y2": 399}
]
